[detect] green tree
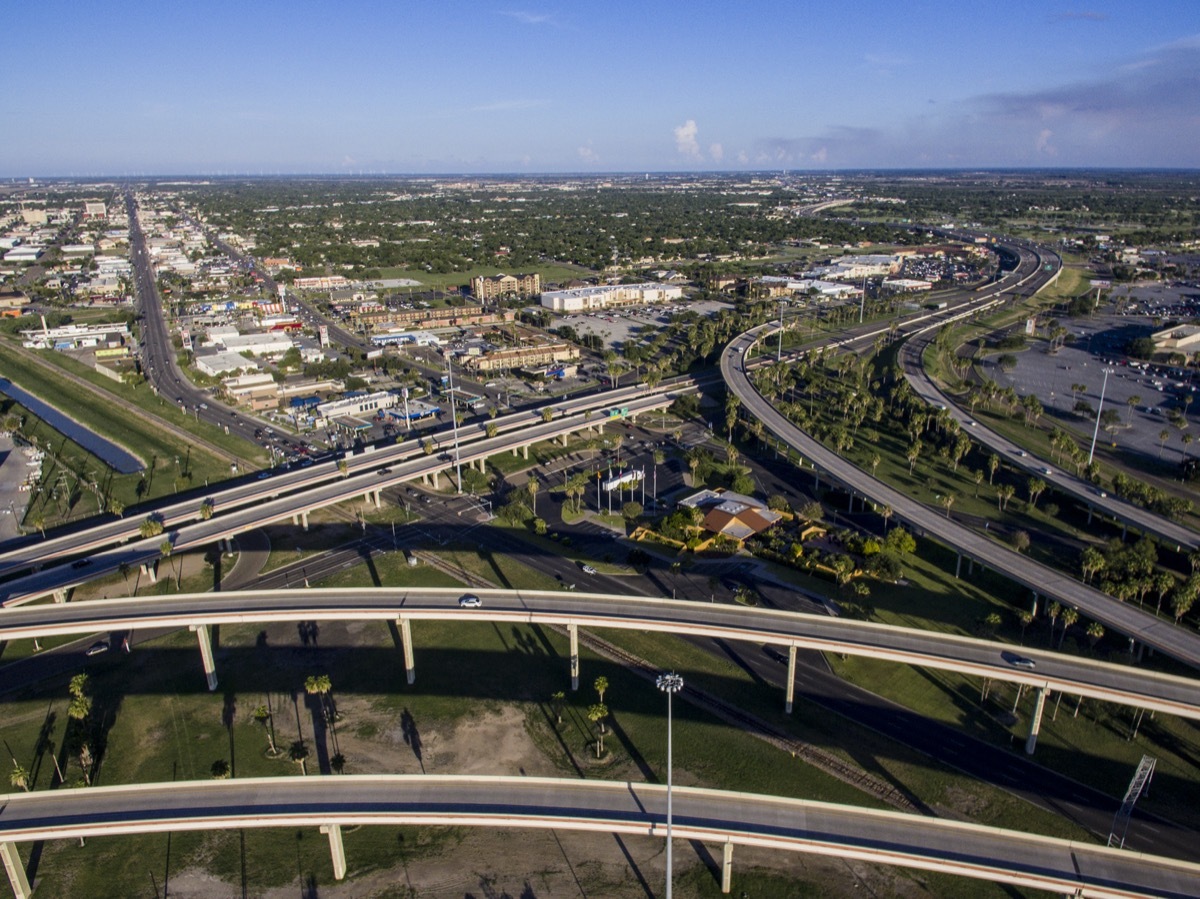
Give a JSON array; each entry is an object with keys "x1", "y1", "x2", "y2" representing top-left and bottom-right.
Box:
[
  {"x1": 139, "y1": 517, "x2": 164, "y2": 539},
  {"x1": 199, "y1": 498, "x2": 215, "y2": 520},
  {"x1": 541, "y1": 407, "x2": 553, "y2": 423},
  {"x1": 289, "y1": 740, "x2": 310, "y2": 776},
  {"x1": 526, "y1": 474, "x2": 540, "y2": 516},
  {"x1": 587, "y1": 703, "x2": 609, "y2": 757},
  {"x1": 253, "y1": 704, "x2": 278, "y2": 755},
  {"x1": 594, "y1": 676, "x2": 609, "y2": 704},
  {"x1": 210, "y1": 759, "x2": 231, "y2": 779},
  {"x1": 9, "y1": 764, "x2": 30, "y2": 792},
  {"x1": 550, "y1": 691, "x2": 566, "y2": 725}
]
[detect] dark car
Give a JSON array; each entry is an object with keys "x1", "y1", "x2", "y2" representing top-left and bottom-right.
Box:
[
  {"x1": 71, "y1": 558, "x2": 92, "y2": 569},
  {"x1": 85, "y1": 640, "x2": 109, "y2": 657}
]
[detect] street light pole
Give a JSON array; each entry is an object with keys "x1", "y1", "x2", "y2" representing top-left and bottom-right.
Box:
[
  {"x1": 777, "y1": 299, "x2": 784, "y2": 362},
  {"x1": 1087, "y1": 367, "x2": 1114, "y2": 466},
  {"x1": 446, "y1": 357, "x2": 463, "y2": 494},
  {"x1": 656, "y1": 671, "x2": 684, "y2": 899}
]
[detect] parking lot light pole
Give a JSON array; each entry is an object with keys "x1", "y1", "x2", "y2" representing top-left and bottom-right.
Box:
[
  {"x1": 656, "y1": 671, "x2": 684, "y2": 899},
  {"x1": 1088, "y1": 367, "x2": 1114, "y2": 466}
]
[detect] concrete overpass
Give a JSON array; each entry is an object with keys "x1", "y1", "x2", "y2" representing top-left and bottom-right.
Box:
[
  {"x1": 1, "y1": 775, "x2": 1197, "y2": 899},
  {"x1": 0, "y1": 377, "x2": 693, "y2": 581},
  {"x1": 899, "y1": 327, "x2": 1200, "y2": 551},
  {"x1": 725, "y1": 326, "x2": 1200, "y2": 670},
  {"x1": 6, "y1": 589, "x2": 1200, "y2": 755},
  {"x1": 0, "y1": 388, "x2": 679, "y2": 606}
]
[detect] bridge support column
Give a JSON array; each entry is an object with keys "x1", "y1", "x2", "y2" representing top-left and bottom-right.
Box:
[
  {"x1": 301, "y1": 511, "x2": 309, "y2": 531},
  {"x1": 320, "y1": 824, "x2": 347, "y2": 881},
  {"x1": 190, "y1": 624, "x2": 218, "y2": 692},
  {"x1": 785, "y1": 645, "x2": 797, "y2": 714},
  {"x1": 955, "y1": 551, "x2": 962, "y2": 579},
  {"x1": 398, "y1": 617, "x2": 415, "y2": 684},
  {"x1": 511, "y1": 447, "x2": 518, "y2": 456},
  {"x1": 968, "y1": 557, "x2": 974, "y2": 576},
  {"x1": 568, "y1": 623, "x2": 579, "y2": 691},
  {"x1": 561, "y1": 433, "x2": 569, "y2": 447},
  {"x1": 1086, "y1": 503, "x2": 1094, "y2": 526},
  {"x1": 0, "y1": 842, "x2": 30, "y2": 899},
  {"x1": 53, "y1": 589, "x2": 67, "y2": 604},
  {"x1": 721, "y1": 841, "x2": 734, "y2": 894},
  {"x1": 1031, "y1": 592, "x2": 1039, "y2": 617},
  {"x1": 1025, "y1": 686, "x2": 1048, "y2": 755},
  {"x1": 522, "y1": 445, "x2": 529, "y2": 460},
  {"x1": 373, "y1": 490, "x2": 381, "y2": 508},
  {"x1": 431, "y1": 471, "x2": 440, "y2": 489},
  {"x1": 140, "y1": 562, "x2": 156, "y2": 583}
]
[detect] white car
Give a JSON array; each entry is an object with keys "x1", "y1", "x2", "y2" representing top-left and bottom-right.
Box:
[
  {"x1": 581, "y1": 565, "x2": 597, "y2": 575},
  {"x1": 458, "y1": 594, "x2": 482, "y2": 608}
]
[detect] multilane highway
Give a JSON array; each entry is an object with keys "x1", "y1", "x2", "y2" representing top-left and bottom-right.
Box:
[
  {"x1": 726, "y1": 325, "x2": 1200, "y2": 669},
  {"x1": 0, "y1": 386, "x2": 680, "y2": 605},
  {"x1": 0, "y1": 776, "x2": 1197, "y2": 899},
  {"x1": 899, "y1": 326, "x2": 1199, "y2": 550},
  {"x1": 4, "y1": 589, "x2": 1199, "y2": 726}
]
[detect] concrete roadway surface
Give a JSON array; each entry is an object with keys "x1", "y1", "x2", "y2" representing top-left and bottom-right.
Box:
[
  {"x1": 0, "y1": 776, "x2": 1197, "y2": 899},
  {"x1": 4, "y1": 495, "x2": 1196, "y2": 861},
  {"x1": 724, "y1": 327, "x2": 1200, "y2": 671},
  {"x1": 0, "y1": 375, "x2": 680, "y2": 580},
  {"x1": 0, "y1": 389, "x2": 675, "y2": 604},
  {"x1": 5, "y1": 590, "x2": 1200, "y2": 722},
  {"x1": 899, "y1": 327, "x2": 1200, "y2": 552}
]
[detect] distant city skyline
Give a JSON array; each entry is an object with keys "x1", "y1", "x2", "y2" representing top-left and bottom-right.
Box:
[{"x1": 6, "y1": 1, "x2": 1200, "y2": 176}]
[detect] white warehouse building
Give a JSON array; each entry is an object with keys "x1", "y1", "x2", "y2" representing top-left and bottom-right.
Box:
[{"x1": 541, "y1": 282, "x2": 684, "y2": 313}]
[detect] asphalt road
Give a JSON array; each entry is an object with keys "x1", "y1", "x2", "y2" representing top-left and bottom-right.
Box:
[{"x1": 900, "y1": 326, "x2": 1200, "y2": 551}]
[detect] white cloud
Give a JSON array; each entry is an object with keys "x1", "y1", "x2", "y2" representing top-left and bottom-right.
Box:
[
  {"x1": 500, "y1": 11, "x2": 552, "y2": 25},
  {"x1": 673, "y1": 120, "x2": 701, "y2": 159},
  {"x1": 577, "y1": 143, "x2": 599, "y2": 164},
  {"x1": 709, "y1": 142, "x2": 724, "y2": 163},
  {"x1": 1035, "y1": 129, "x2": 1057, "y2": 156}
]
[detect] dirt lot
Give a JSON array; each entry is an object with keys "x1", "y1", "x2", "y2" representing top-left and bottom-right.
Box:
[{"x1": 161, "y1": 701, "x2": 953, "y2": 898}]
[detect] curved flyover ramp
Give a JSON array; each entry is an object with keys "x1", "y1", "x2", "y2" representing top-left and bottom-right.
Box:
[{"x1": 0, "y1": 776, "x2": 1197, "y2": 898}]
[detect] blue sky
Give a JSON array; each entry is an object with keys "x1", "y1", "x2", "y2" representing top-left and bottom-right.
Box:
[{"x1": 5, "y1": 1, "x2": 1200, "y2": 175}]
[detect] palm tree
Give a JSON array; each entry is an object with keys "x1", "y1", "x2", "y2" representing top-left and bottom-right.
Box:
[
  {"x1": 1059, "y1": 607, "x2": 1079, "y2": 649},
  {"x1": 880, "y1": 505, "x2": 893, "y2": 533},
  {"x1": 541, "y1": 407, "x2": 553, "y2": 423},
  {"x1": 1047, "y1": 601, "x2": 1062, "y2": 641},
  {"x1": 1159, "y1": 429, "x2": 1171, "y2": 458},
  {"x1": 305, "y1": 674, "x2": 336, "y2": 724},
  {"x1": 940, "y1": 492, "x2": 956, "y2": 519},
  {"x1": 526, "y1": 475, "x2": 540, "y2": 516},
  {"x1": 289, "y1": 740, "x2": 309, "y2": 776},
  {"x1": 1086, "y1": 621, "x2": 1105, "y2": 648},
  {"x1": 594, "y1": 676, "x2": 608, "y2": 705},
  {"x1": 253, "y1": 704, "x2": 278, "y2": 755},
  {"x1": 210, "y1": 759, "x2": 231, "y2": 779},
  {"x1": 159, "y1": 539, "x2": 180, "y2": 589},
  {"x1": 587, "y1": 703, "x2": 609, "y2": 758},
  {"x1": 10, "y1": 764, "x2": 30, "y2": 792},
  {"x1": 1018, "y1": 610, "x2": 1033, "y2": 643},
  {"x1": 551, "y1": 691, "x2": 566, "y2": 725},
  {"x1": 987, "y1": 453, "x2": 1000, "y2": 485}
]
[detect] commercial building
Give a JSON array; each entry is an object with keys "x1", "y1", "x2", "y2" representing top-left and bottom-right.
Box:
[
  {"x1": 540, "y1": 282, "x2": 684, "y2": 313},
  {"x1": 222, "y1": 372, "x2": 279, "y2": 411},
  {"x1": 317, "y1": 390, "x2": 398, "y2": 420},
  {"x1": 471, "y1": 272, "x2": 541, "y2": 300},
  {"x1": 678, "y1": 489, "x2": 782, "y2": 543},
  {"x1": 19, "y1": 322, "x2": 129, "y2": 350},
  {"x1": 1152, "y1": 325, "x2": 1200, "y2": 353},
  {"x1": 460, "y1": 342, "x2": 579, "y2": 373}
]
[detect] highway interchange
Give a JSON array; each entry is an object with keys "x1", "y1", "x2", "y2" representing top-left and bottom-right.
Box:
[{"x1": 4, "y1": 216, "x2": 1200, "y2": 895}]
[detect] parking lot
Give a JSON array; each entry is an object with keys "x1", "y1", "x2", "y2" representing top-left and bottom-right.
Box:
[
  {"x1": 989, "y1": 301, "x2": 1198, "y2": 464},
  {"x1": 552, "y1": 299, "x2": 733, "y2": 349}
]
